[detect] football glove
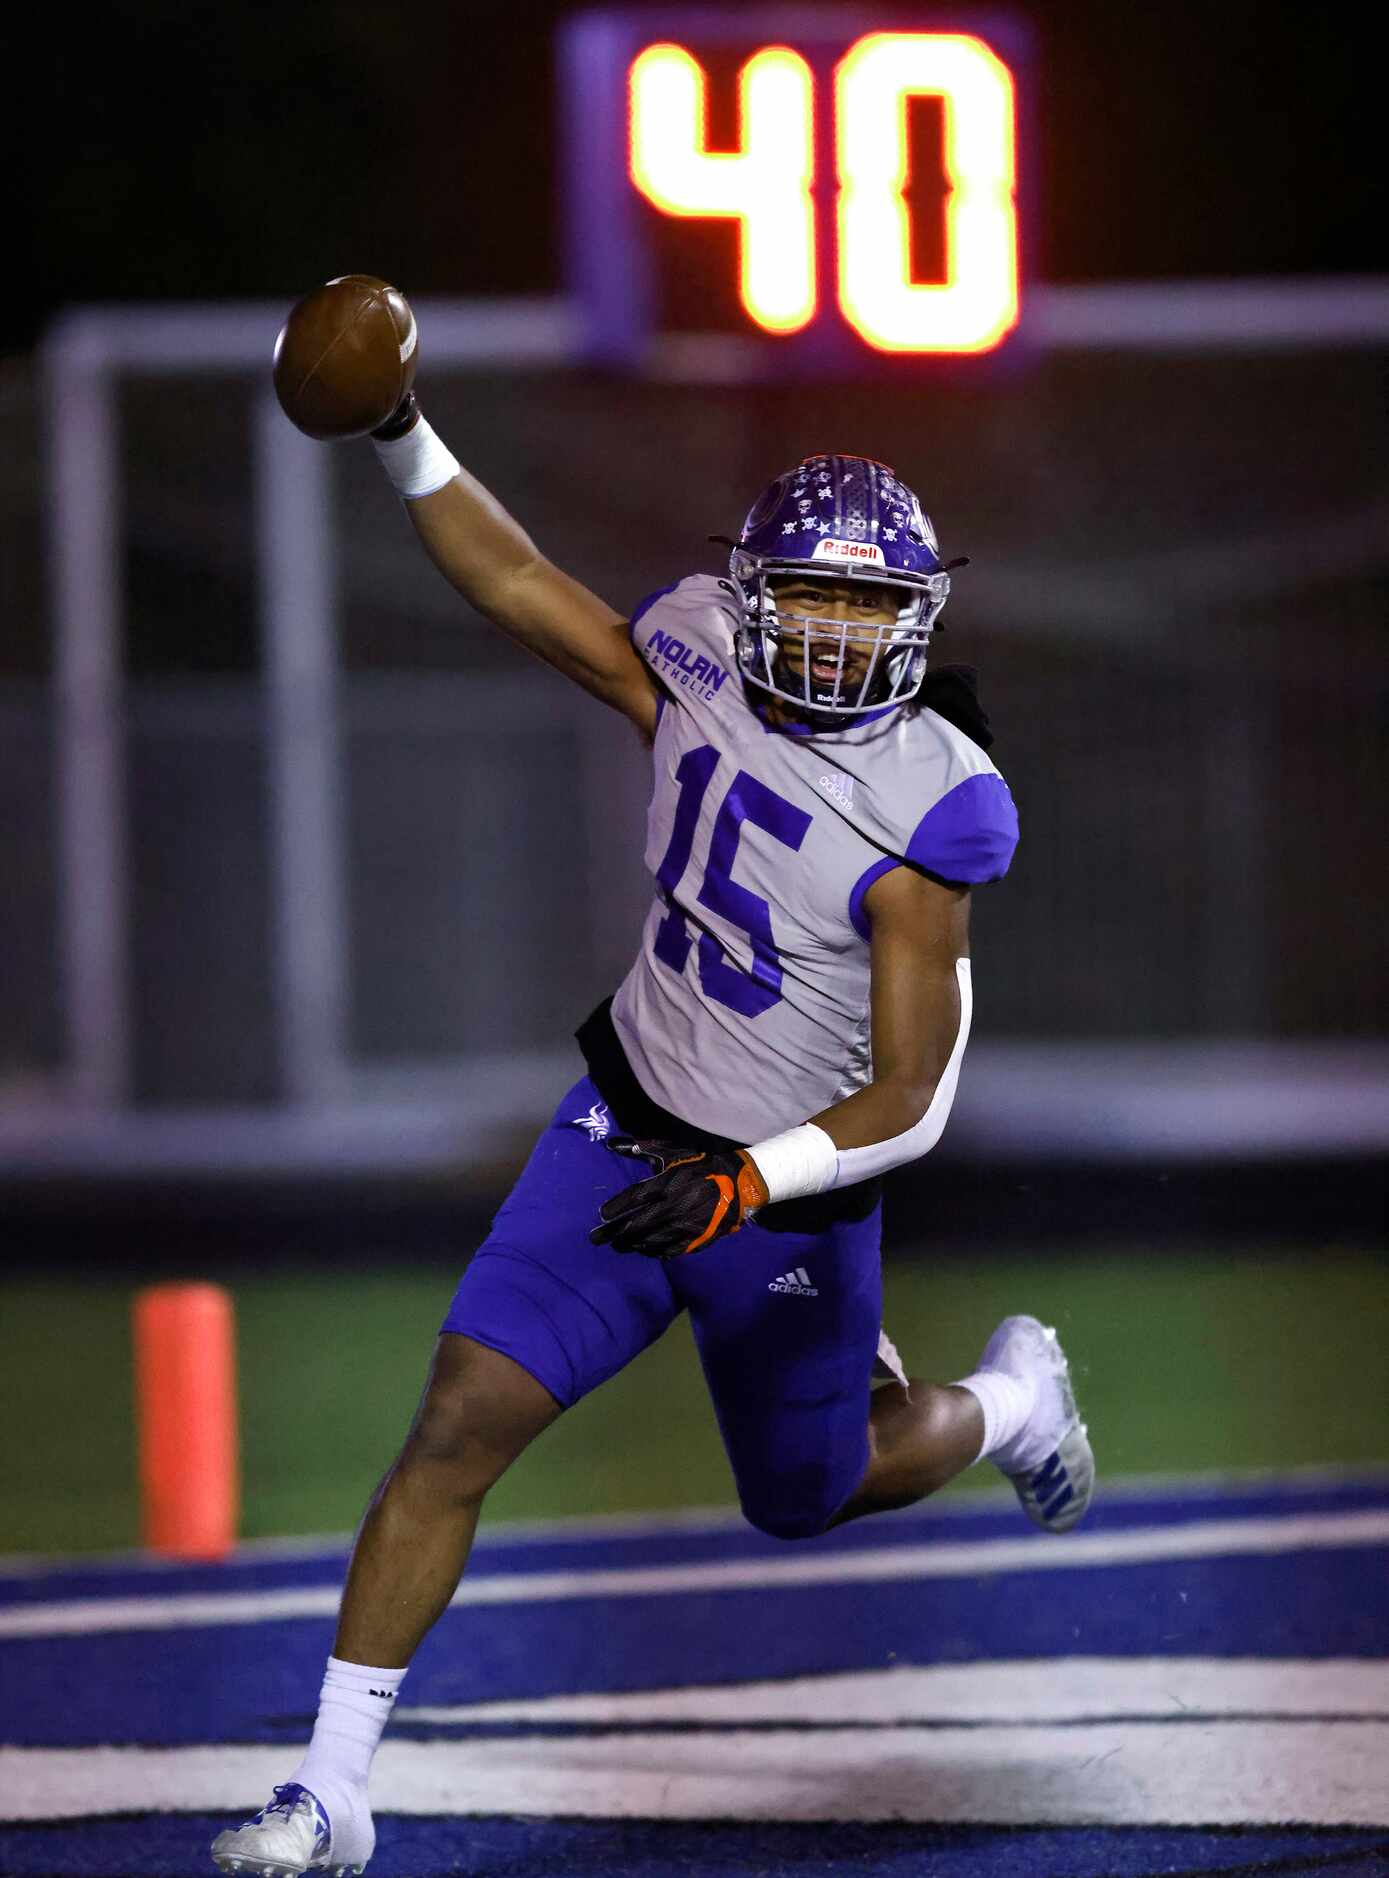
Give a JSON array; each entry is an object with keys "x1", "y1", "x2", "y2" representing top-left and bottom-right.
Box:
[
  {"x1": 589, "y1": 1139, "x2": 770, "y2": 1258},
  {"x1": 371, "y1": 390, "x2": 420, "y2": 440}
]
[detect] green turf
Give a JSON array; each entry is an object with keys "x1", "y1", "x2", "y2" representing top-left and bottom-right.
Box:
[{"x1": 3, "y1": 1247, "x2": 1386, "y2": 1555}]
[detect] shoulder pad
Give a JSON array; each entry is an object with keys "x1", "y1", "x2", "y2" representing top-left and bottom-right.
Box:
[{"x1": 906, "y1": 772, "x2": 1019, "y2": 884}]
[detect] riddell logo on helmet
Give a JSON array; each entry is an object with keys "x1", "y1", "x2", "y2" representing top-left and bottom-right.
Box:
[{"x1": 812, "y1": 539, "x2": 884, "y2": 563}]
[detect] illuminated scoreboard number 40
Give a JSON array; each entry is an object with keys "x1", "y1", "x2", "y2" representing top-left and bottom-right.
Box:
[{"x1": 560, "y1": 15, "x2": 1024, "y2": 363}]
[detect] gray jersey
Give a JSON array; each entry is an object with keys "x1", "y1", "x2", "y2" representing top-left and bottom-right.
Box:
[{"x1": 611, "y1": 576, "x2": 1018, "y2": 1142}]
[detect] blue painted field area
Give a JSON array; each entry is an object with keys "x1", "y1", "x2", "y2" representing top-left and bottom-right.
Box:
[
  {"x1": 3, "y1": 1473, "x2": 1388, "y2": 1876},
  {"x1": 3, "y1": 1817, "x2": 1387, "y2": 1878}
]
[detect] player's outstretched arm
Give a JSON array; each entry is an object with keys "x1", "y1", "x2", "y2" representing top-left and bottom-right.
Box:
[{"x1": 373, "y1": 398, "x2": 659, "y2": 740}]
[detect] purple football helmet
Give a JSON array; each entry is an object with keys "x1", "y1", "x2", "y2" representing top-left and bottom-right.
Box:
[{"x1": 728, "y1": 454, "x2": 958, "y2": 717}]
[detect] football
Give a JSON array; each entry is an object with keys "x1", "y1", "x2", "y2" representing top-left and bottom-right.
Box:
[{"x1": 272, "y1": 275, "x2": 418, "y2": 440}]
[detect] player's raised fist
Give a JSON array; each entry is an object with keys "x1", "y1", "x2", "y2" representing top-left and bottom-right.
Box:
[{"x1": 272, "y1": 275, "x2": 418, "y2": 440}]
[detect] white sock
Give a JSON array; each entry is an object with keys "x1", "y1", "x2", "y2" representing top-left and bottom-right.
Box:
[
  {"x1": 290, "y1": 1655, "x2": 406, "y2": 1853},
  {"x1": 955, "y1": 1368, "x2": 1037, "y2": 1469}
]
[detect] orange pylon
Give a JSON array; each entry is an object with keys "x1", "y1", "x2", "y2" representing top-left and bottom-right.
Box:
[{"x1": 133, "y1": 1283, "x2": 239, "y2": 1560}]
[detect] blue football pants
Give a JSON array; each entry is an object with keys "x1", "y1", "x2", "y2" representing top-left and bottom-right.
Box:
[{"x1": 442, "y1": 1077, "x2": 885, "y2": 1539}]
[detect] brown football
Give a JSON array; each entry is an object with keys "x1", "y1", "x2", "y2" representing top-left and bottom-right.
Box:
[{"x1": 272, "y1": 275, "x2": 418, "y2": 440}]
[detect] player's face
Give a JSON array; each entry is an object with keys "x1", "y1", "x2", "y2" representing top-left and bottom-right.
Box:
[{"x1": 767, "y1": 577, "x2": 899, "y2": 693}]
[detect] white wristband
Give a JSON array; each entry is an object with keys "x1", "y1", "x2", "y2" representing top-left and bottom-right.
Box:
[
  {"x1": 371, "y1": 417, "x2": 461, "y2": 500},
  {"x1": 745, "y1": 1121, "x2": 839, "y2": 1203}
]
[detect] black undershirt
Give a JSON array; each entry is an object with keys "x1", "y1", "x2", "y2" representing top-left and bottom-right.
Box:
[{"x1": 575, "y1": 998, "x2": 880, "y2": 1233}]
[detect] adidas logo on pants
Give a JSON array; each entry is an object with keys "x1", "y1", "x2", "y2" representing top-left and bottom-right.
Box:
[{"x1": 768, "y1": 1267, "x2": 818, "y2": 1297}]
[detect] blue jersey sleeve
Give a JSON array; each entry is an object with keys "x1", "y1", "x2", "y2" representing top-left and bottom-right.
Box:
[
  {"x1": 630, "y1": 579, "x2": 740, "y2": 717},
  {"x1": 906, "y1": 772, "x2": 1019, "y2": 884},
  {"x1": 627, "y1": 584, "x2": 679, "y2": 644}
]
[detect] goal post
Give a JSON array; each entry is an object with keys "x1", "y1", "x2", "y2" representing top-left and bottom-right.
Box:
[
  {"x1": 35, "y1": 283, "x2": 1389, "y2": 1171},
  {"x1": 43, "y1": 299, "x2": 579, "y2": 1115}
]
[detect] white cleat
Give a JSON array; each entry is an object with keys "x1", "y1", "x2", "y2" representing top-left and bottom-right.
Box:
[
  {"x1": 978, "y1": 1314, "x2": 1095, "y2": 1534},
  {"x1": 211, "y1": 1783, "x2": 365, "y2": 1877}
]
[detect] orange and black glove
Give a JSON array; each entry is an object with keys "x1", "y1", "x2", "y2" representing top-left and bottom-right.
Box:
[
  {"x1": 589, "y1": 1139, "x2": 770, "y2": 1258},
  {"x1": 371, "y1": 390, "x2": 420, "y2": 439}
]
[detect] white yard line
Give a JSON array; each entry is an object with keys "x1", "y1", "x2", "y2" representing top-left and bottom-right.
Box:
[
  {"x1": 399, "y1": 1656, "x2": 1389, "y2": 1726},
  {"x1": 3, "y1": 1463, "x2": 1386, "y2": 1577},
  {"x1": 5, "y1": 1719, "x2": 1387, "y2": 1826},
  {"x1": 3, "y1": 1508, "x2": 1387, "y2": 1639}
]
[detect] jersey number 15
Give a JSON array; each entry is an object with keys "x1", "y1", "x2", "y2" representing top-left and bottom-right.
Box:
[{"x1": 652, "y1": 744, "x2": 811, "y2": 1018}]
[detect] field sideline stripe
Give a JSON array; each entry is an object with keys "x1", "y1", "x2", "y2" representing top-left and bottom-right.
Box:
[
  {"x1": 2, "y1": 1508, "x2": 1386, "y2": 1640},
  {"x1": 3, "y1": 1463, "x2": 1386, "y2": 1578}
]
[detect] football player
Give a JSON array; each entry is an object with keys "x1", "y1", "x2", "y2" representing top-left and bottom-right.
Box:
[{"x1": 214, "y1": 399, "x2": 1094, "y2": 1877}]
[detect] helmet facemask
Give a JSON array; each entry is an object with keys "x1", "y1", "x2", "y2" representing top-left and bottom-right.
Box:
[{"x1": 730, "y1": 550, "x2": 951, "y2": 720}]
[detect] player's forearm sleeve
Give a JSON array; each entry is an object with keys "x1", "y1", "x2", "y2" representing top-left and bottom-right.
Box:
[
  {"x1": 834, "y1": 956, "x2": 973, "y2": 1184},
  {"x1": 372, "y1": 417, "x2": 460, "y2": 499},
  {"x1": 748, "y1": 958, "x2": 973, "y2": 1197}
]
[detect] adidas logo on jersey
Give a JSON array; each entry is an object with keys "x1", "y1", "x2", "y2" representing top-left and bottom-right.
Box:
[
  {"x1": 768, "y1": 1266, "x2": 818, "y2": 1297},
  {"x1": 818, "y1": 772, "x2": 855, "y2": 809}
]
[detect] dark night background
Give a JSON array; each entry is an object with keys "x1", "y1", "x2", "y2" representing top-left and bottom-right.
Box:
[
  {"x1": 8, "y1": 0, "x2": 1389, "y2": 1734},
  {"x1": 28, "y1": 0, "x2": 1384, "y2": 360}
]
